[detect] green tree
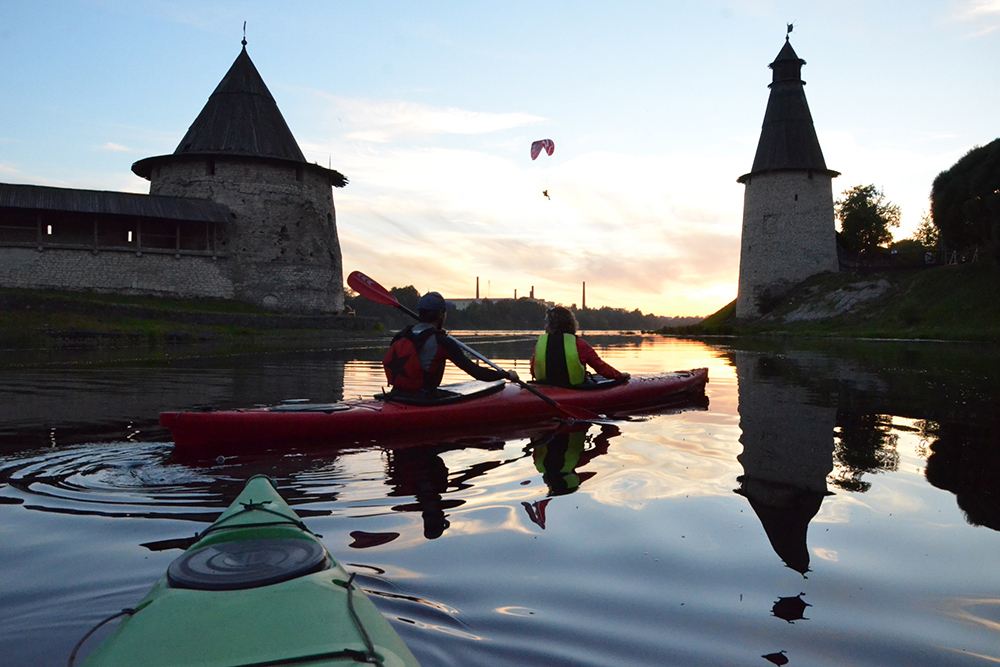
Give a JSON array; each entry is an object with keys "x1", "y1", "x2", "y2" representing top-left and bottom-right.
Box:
[
  {"x1": 910, "y1": 211, "x2": 939, "y2": 249},
  {"x1": 835, "y1": 184, "x2": 901, "y2": 252},
  {"x1": 930, "y1": 138, "x2": 1000, "y2": 260}
]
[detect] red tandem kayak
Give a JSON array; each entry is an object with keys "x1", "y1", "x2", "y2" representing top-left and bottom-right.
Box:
[{"x1": 159, "y1": 368, "x2": 708, "y2": 454}]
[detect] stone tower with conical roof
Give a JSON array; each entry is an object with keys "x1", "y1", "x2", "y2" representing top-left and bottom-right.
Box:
[
  {"x1": 132, "y1": 42, "x2": 347, "y2": 313},
  {"x1": 736, "y1": 38, "x2": 839, "y2": 319}
]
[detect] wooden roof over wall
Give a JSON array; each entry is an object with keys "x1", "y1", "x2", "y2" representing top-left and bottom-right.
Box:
[{"x1": 0, "y1": 183, "x2": 233, "y2": 223}]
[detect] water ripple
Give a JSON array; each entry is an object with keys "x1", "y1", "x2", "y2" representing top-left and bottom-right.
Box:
[{"x1": 0, "y1": 442, "x2": 220, "y2": 515}]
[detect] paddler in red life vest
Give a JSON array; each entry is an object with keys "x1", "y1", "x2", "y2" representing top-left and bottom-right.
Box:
[
  {"x1": 383, "y1": 291, "x2": 518, "y2": 393},
  {"x1": 530, "y1": 306, "x2": 630, "y2": 386}
]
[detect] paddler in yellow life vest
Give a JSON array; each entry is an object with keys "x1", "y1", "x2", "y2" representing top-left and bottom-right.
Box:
[
  {"x1": 383, "y1": 291, "x2": 517, "y2": 393},
  {"x1": 530, "y1": 306, "x2": 629, "y2": 386}
]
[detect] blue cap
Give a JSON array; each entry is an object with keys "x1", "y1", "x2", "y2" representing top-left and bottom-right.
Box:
[{"x1": 417, "y1": 291, "x2": 451, "y2": 311}]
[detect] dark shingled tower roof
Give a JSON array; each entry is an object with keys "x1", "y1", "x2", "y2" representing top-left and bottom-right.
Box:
[
  {"x1": 738, "y1": 39, "x2": 838, "y2": 183},
  {"x1": 133, "y1": 44, "x2": 346, "y2": 187},
  {"x1": 171, "y1": 44, "x2": 306, "y2": 161}
]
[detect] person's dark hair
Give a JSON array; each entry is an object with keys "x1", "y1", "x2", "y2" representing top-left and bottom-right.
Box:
[
  {"x1": 545, "y1": 306, "x2": 577, "y2": 335},
  {"x1": 418, "y1": 309, "x2": 441, "y2": 323}
]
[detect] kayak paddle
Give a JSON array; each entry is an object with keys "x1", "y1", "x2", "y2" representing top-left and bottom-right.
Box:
[{"x1": 347, "y1": 271, "x2": 602, "y2": 421}]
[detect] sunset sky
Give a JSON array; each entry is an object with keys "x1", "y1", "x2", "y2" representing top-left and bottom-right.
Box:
[{"x1": 2, "y1": 1, "x2": 998, "y2": 316}]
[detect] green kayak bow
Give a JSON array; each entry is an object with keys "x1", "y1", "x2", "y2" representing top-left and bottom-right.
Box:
[{"x1": 76, "y1": 475, "x2": 420, "y2": 667}]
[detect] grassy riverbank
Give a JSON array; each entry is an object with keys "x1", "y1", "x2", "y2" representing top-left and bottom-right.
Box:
[
  {"x1": 678, "y1": 262, "x2": 1000, "y2": 341},
  {"x1": 0, "y1": 287, "x2": 380, "y2": 351}
]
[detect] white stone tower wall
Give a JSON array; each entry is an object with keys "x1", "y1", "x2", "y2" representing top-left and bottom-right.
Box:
[
  {"x1": 736, "y1": 171, "x2": 838, "y2": 318},
  {"x1": 149, "y1": 158, "x2": 344, "y2": 313}
]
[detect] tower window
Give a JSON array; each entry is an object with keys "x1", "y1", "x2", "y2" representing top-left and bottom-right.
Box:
[
  {"x1": 206, "y1": 159, "x2": 215, "y2": 176},
  {"x1": 46, "y1": 225, "x2": 53, "y2": 235},
  {"x1": 794, "y1": 194, "x2": 798, "y2": 201},
  {"x1": 295, "y1": 166, "x2": 304, "y2": 182}
]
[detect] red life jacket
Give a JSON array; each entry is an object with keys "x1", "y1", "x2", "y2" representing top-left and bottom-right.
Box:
[{"x1": 383, "y1": 325, "x2": 447, "y2": 391}]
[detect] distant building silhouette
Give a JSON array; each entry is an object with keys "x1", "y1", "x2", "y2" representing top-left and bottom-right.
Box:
[
  {"x1": 0, "y1": 41, "x2": 347, "y2": 313},
  {"x1": 736, "y1": 37, "x2": 840, "y2": 319}
]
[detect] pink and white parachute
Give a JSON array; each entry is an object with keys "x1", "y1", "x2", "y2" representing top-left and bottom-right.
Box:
[{"x1": 530, "y1": 139, "x2": 555, "y2": 160}]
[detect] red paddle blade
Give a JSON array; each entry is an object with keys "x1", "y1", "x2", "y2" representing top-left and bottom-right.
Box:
[{"x1": 347, "y1": 271, "x2": 400, "y2": 308}]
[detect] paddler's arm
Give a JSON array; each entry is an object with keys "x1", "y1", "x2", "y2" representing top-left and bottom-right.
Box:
[
  {"x1": 576, "y1": 339, "x2": 629, "y2": 381},
  {"x1": 439, "y1": 334, "x2": 518, "y2": 382}
]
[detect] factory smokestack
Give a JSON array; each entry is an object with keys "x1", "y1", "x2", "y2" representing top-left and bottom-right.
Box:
[
  {"x1": 582, "y1": 281, "x2": 586, "y2": 310},
  {"x1": 476, "y1": 277, "x2": 479, "y2": 299}
]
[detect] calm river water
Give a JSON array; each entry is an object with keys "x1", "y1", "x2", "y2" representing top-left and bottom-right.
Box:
[{"x1": 1, "y1": 334, "x2": 998, "y2": 666}]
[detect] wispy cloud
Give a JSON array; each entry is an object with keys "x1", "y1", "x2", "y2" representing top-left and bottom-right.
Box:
[
  {"x1": 951, "y1": 0, "x2": 1000, "y2": 35},
  {"x1": 320, "y1": 96, "x2": 545, "y2": 143},
  {"x1": 98, "y1": 142, "x2": 132, "y2": 152},
  {"x1": 0, "y1": 163, "x2": 20, "y2": 175}
]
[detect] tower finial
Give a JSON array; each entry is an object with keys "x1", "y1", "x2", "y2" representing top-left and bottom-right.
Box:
[
  {"x1": 786, "y1": 22, "x2": 794, "y2": 40},
  {"x1": 242, "y1": 21, "x2": 247, "y2": 47}
]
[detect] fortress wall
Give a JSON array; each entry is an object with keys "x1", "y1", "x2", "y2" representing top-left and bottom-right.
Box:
[
  {"x1": 736, "y1": 171, "x2": 839, "y2": 318},
  {"x1": 0, "y1": 246, "x2": 233, "y2": 298},
  {"x1": 150, "y1": 159, "x2": 343, "y2": 313}
]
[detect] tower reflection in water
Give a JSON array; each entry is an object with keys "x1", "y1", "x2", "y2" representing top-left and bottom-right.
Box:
[
  {"x1": 730, "y1": 341, "x2": 1000, "y2": 664},
  {"x1": 734, "y1": 349, "x2": 833, "y2": 665},
  {"x1": 735, "y1": 351, "x2": 834, "y2": 576}
]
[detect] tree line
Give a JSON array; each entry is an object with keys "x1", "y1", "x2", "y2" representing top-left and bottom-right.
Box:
[{"x1": 344, "y1": 286, "x2": 701, "y2": 331}]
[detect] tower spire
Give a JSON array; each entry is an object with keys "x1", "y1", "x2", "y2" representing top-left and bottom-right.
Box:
[{"x1": 737, "y1": 37, "x2": 838, "y2": 183}]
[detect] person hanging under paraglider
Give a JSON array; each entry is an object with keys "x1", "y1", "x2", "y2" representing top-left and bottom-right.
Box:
[{"x1": 532, "y1": 139, "x2": 555, "y2": 200}]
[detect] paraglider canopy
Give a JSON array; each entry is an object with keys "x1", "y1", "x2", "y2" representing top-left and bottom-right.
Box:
[{"x1": 531, "y1": 139, "x2": 555, "y2": 160}]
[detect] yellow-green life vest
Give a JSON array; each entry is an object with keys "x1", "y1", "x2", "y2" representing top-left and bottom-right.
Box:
[
  {"x1": 534, "y1": 431, "x2": 587, "y2": 493},
  {"x1": 533, "y1": 333, "x2": 586, "y2": 386}
]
